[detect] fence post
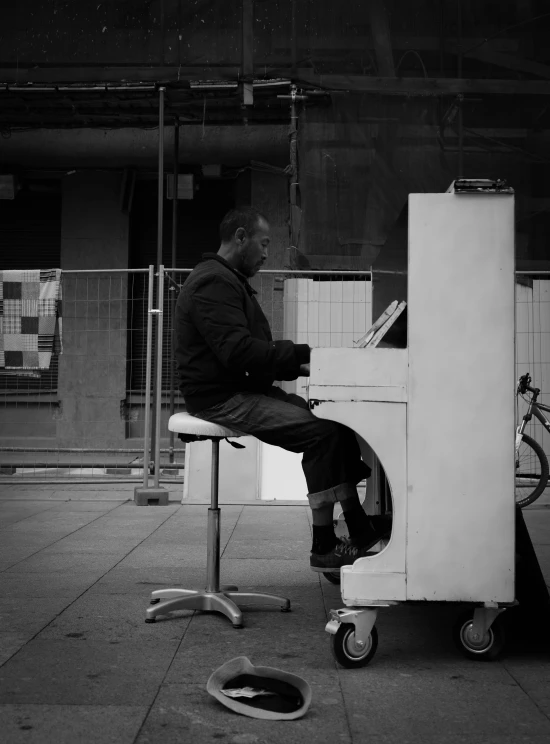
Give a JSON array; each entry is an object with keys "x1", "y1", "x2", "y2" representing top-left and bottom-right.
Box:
[
  {"x1": 134, "y1": 264, "x2": 169, "y2": 505},
  {"x1": 153, "y1": 265, "x2": 166, "y2": 489},
  {"x1": 141, "y1": 265, "x2": 155, "y2": 489}
]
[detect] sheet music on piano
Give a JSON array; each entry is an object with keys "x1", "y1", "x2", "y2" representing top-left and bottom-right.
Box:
[{"x1": 355, "y1": 300, "x2": 407, "y2": 348}]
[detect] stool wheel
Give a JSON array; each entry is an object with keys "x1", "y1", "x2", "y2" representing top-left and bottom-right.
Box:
[
  {"x1": 150, "y1": 599, "x2": 161, "y2": 605},
  {"x1": 145, "y1": 618, "x2": 156, "y2": 624},
  {"x1": 281, "y1": 607, "x2": 292, "y2": 613},
  {"x1": 233, "y1": 624, "x2": 244, "y2": 629}
]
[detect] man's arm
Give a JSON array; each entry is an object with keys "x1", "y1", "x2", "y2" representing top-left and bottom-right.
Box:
[{"x1": 189, "y1": 275, "x2": 310, "y2": 380}]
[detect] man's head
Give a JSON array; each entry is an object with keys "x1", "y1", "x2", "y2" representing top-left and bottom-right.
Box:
[{"x1": 218, "y1": 207, "x2": 270, "y2": 278}]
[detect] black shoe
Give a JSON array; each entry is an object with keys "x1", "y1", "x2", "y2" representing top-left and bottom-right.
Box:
[
  {"x1": 310, "y1": 540, "x2": 376, "y2": 572},
  {"x1": 339, "y1": 515, "x2": 392, "y2": 552}
]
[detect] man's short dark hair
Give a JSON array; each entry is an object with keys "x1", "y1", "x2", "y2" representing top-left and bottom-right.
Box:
[{"x1": 219, "y1": 207, "x2": 268, "y2": 243}]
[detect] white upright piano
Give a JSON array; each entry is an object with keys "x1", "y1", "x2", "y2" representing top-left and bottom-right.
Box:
[{"x1": 308, "y1": 183, "x2": 516, "y2": 661}]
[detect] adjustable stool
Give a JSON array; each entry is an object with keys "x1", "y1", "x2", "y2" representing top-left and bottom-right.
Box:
[{"x1": 145, "y1": 412, "x2": 291, "y2": 627}]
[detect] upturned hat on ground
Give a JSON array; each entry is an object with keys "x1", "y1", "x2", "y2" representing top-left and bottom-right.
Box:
[{"x1": 206, "y1": 656, "x2": 312, "y2": 720}]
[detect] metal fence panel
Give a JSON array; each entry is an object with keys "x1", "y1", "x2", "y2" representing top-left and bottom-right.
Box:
[
  {"x1": 516, "y1": 275, "x2": 550, "y2": 456},
  {"x1": 0, "y1": 268, "x2": 183, "y2": 483},
  {"x1": 2, "y1": 267, "x2": 548, "y2": 485}
]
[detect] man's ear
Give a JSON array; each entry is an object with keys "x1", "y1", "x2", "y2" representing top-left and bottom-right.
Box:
[{"x1": 235, "y1": 227, "x2": 247, "y2": 245}]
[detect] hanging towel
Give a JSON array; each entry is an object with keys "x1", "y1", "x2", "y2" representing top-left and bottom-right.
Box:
[{"x1": 0, "y1": 269, "x2": 62, "y2": 373}]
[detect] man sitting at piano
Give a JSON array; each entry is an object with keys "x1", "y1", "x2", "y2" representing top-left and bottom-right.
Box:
[{"x1": 175, "y1": 207, "x2": 389, "y2": 572}]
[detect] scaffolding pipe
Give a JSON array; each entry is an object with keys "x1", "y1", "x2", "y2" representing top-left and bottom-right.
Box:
[
  {"x1": 164, "y1": 268, "x2": 374, "y2": 275},
  {"x1": 150, "y1": 86, "x2": 166, "y2": 477},
  {"x1": 0, "y1": 478, "x2": 181, "y2": 486},
  {"x1": 142, "y1": 265, "x2": 155, "y2": 488},
  {"x1": 457, "y1": 0, "x2": 464, "y2": 177},
  {"x1": 169, "y1": 117, "x2": 180, "y2": 464},
  {"x1": 1, "y1": 461, "x2": 185, "y2": 469},
  {"x1": 0, "y1": 447, "x2": 183, "y2": 454},
  {"x1": 153, "y1": 265, "x2": 165, "y2": 489}
]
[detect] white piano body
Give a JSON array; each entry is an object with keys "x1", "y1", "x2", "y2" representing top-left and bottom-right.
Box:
[{"x1": 308, "y1": 188, "x2": 516, "y2": 607}]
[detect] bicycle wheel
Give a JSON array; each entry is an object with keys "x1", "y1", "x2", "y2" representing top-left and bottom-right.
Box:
[{"x1": 516, "y1": 434, "x2": 549, "y2": 508}]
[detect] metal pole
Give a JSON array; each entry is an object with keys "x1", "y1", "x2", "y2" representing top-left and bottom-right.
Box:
[
  {"x1": 150, "y1": 86, "x2": 166, "y2": 476},
  {"x1": 153, "y1": 265, "x2": 165, "y2": 489},
  {"x1": 457, "y1": 0, "x2": 464, "y2": 177},
  {"x1": 291, "y1": 0, "x2": 297, "y2": 77},
  {"x1": 206, "y1": 439, "x2": 221, "y2": 593},
  {"x1": 157, "y1": 87, "x2": 166, "y2": 270},
  {"x1": 142, "y1": 265, "x2": 155, "y2": 488},
  {"x1": 169, "y1": 116, "x2": 179, "y2": 464}
]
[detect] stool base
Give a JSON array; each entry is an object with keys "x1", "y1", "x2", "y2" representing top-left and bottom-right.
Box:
[{"x1": 145, "y1": 587, "x2": 291, "y2": 627}]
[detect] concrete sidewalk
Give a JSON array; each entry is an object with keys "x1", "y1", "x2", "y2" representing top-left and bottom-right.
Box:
[{"x1": 0, "y1": 485, "x2": 549, "y2": 744}]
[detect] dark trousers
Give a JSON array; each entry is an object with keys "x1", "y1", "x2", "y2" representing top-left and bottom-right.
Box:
[{"x1": 192, "y1": 386, "x2": 369, "y2": 506}]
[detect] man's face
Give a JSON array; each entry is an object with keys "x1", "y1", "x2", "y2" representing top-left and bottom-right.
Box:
[{"x1": 236, "y1": 217, "x2": 270, "y2": 277}]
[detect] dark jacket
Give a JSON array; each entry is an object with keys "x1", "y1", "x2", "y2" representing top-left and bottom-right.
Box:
[{"x1": 175, "y1": 254, "x2": 310, "y2": 413}]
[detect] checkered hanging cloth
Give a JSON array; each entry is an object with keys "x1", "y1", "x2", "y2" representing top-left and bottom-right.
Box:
[{"x1": 0, "y1": 269, "x2": 63, "y2": 373}]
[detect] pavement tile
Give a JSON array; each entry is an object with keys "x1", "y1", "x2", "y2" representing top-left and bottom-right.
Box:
[
  {"x1": 38, "y1": 594, "x2": 192, "y2": 643},
  {"x1": 7, "y1": 513, "x2": 99, "y2": 530},
  {"x1": 85, "y1": 565, "x2": 211, "y2": 596},
  {"x1": 0, "y1": 545, "x2": 51, "y2": 571},
  {"x1": 49, "y1": 501, "x2": 126, "y2": 512},
  {"x1": 173, "y1": 504, "x2": 243, "y2": 518},
  {"x1": 0, "y1": 491, "x2": 59, "y2": 500},
  {"x1": 0, "y1": 503, "x2": 58, "y2": 527},
  {"x1": 0, "y1": 639, "x2": 179, "y2": 706},
  {"x1": 232, "y1": 506, "x2": 310, "y2": 531},
  {"x1": 0, "y1": 634, "x2": 30, "y2": 667},
  {"x1": 47, "y1": 484, "x2": 138, "y2": 491},
  {"x1": 165, "y1": 622, "x2": 338, "y2": 686},
  {"x1": 502, "y1": 655, "x2": 550, "y2": 717},
  {"x1": 4, "y1": 550, "x2": 127, "y2": 574},
  {"x1": 106, "y1": 503, "x2": 180, "y2": 516},
  {"x1": 0, "y1": 597, "x2": 75, "y2": 636},
  {"x1": 136, "y1": 683, "x2": 351, "y2": 744},
  {"x1": 117, "y1": 548, "x2": 212, "y2": 569},
  {"x1": 342, "y1": 735, "x2": 550, "y2": 744},
  {"x1": 221, "y1": 539, "x2": 312, "y2": 561},
  {"x1": 42, "y1": 538, "x2": 152, "y2": 555},
  {"x1": 212, "y1": 559, "x2": 319, "y2": 587},
  {"x1": 87, "y1": 567, "x2": 318, "y2": 598},
  {"x1": 1, "y1": 533, "x2": 98, "y2": 555},
  {"x1": 49, "y1": 490, "x2": 134, "y2": 500},
  {"x1": 339, "y1": 668, "x2": 550, "y2": 739},
  {"x1": 0, "y1": 704, "x2": 147, "y2": 744},
  {"x1": 0, "y1": 486, "x2": 21, "y2": 496},
  {"x1": 150, "y1": 514, "x2": 240, "y2": 537},
  {"x1": 132, "y1": 532, "x2": 213, "y2": 550},
  {"x1": 0, "y1": 571, "x2": 108, "y2": 599}
]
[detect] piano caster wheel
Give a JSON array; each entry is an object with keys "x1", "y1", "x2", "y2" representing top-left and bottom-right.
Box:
[
  {"x1": 323, "y1": 572, "x2": 341, "y2": 585},
  {"x1": 331, "y1": 623, "x2": 378, "y2": 669},
  {"x1": 145, "y1": 618, "x2": 156, "y2": 623},
  {"x1": 150, "y1": 599, "x2": 161, "y2": 605}
]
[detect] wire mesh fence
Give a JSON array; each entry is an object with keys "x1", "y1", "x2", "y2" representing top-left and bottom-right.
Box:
[
  {"x1": 0, "y1": 267, "x2": 185, "y2": 484},
  {"x1": 516, "y1": 273, "x2": 550, "y2": 462},
  {"x1": 1, "y1": 266, "x2": 548, "y2": 486}
]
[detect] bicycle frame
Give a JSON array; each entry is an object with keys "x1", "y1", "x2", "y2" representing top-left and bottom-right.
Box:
[{"x1": 517, "y1": 398, "x2": 550, "y2": 439}]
